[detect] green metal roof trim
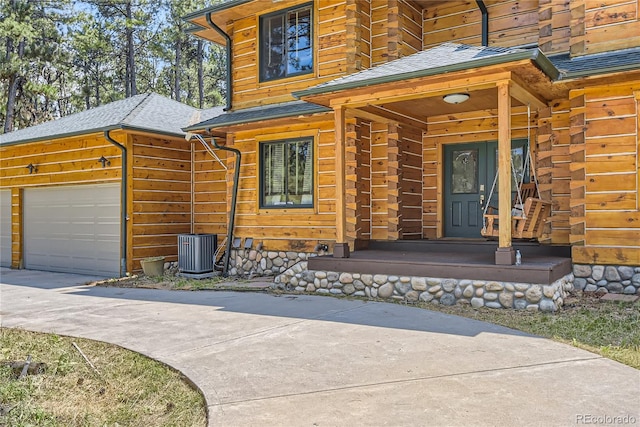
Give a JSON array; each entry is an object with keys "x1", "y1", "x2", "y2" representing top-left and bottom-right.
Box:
[
  {"x1": 182, "y1": 0, "x2": 252, "y2": 21},
  {"x1": 185, "y1": 23, "x2": 206, "y2": 34},
  {"x1": 184, "y1": 101, "x2": 332, "y2": 131},
  {"x1": 294, "y1": 43, "x2": 559, "y2": 99},
  {"x1": 0, "y1": 93, "x2": 215, "y2": 147}
]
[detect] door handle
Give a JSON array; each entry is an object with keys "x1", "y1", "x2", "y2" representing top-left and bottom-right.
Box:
[{"x1": 480, "y1": 194, "x2": 485, "y2": 206}]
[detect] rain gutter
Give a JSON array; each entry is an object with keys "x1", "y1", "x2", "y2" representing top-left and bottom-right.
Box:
[
  {"x1": 476, "y1": 0, "x2": 488, "y2": 46},
  {"x1": 206, "y1": 13, "x2": 233, "y2": 111},
  {"x1": 0, "y1": 125, "x2": 186, "y2": 147},
  {"x1": 104, "y1": 130, "x2": 128, "y2": 277},
  {"x1": 182, "y1": 0, "x2": 251, "y2": 21},
  {"x1": 209, "y1": 133, "x2": 241, "y2": 277}
]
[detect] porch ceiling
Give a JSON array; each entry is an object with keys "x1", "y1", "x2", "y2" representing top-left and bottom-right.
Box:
[{"x1": 377, "y1": 87, "x2": 512, "y2": 124}]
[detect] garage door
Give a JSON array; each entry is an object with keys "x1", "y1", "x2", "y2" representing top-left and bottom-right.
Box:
[
  {"x1": 0, "y1": 190, "x2": 11, "y2": 267},
  {"x1": 24, "y1": 184, "x2": 120, "y2": 277}
]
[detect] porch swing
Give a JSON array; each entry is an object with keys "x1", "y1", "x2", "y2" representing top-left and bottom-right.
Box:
[{"x1": 480, "y1": 106, "x2": 552, "y2": 240}]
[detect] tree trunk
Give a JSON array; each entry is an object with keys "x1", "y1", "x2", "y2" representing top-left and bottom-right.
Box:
[
  {"x1": 4, "y1": 75, "x2": 19, "y2": 133},
  {"x1": 174, "y1": 36, "x2": 181, "y2": 102},
  {"x1": 126, "y1": 1, "x2": 136, "y2": 96},
  {"x1": 84, "y1": 62, "x2": 91, "y2": 110},
  {"x1": 94, "y1": 63, "x2": 101, "y2": 106},
  {"x1": 4, "y1": 38, "x2": 25, "y2": 133},
  {"x1": 197, "y1": 39, "x2": 204, "y2": 108}
]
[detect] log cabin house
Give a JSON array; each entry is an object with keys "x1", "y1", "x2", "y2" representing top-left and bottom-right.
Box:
[
  {"x1": 0, "y1": 93, "x2": 223, "y2": 276},
  {"x1": 181, "y1": 0, "x2": 640, "y2": 310}
]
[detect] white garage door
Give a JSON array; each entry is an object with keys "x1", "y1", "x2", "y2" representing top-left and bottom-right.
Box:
[
  {"x1": 0, "y1": 190, "x2": 11, "y2": 267},
  {"x1": 24, "y1": 184, "x2": 121, "y2": 277}
]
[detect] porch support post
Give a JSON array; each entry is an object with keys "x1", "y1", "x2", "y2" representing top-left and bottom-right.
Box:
[
  {"x1": 495, "y1": 80, "x2": 515, "y2": 265},
  {"x1": 333, "y1": 105, "x2": 350, "y2": 258}
]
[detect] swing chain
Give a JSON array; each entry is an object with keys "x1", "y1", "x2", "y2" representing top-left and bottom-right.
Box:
[{"x1": 482, "y1": 104, "x2": 534, "y2": 231}]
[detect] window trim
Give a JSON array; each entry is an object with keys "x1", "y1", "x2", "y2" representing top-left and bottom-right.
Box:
[
  {"x1": 258, "y1": 2, "x2": 314, "y2": 83},
  {"x1": 259, "y1": 137, "x2": 314, "y2": 209}
]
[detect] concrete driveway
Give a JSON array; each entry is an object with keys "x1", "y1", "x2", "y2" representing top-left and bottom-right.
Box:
[{"x1": 1, "y1": 267, "x2": 638, "y2": 426}]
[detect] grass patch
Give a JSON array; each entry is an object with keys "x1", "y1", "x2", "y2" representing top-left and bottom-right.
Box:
[
  {"x1": 0, "y1": 328, "x2": 206, "y2": 427},
  {"x1": 414, "y1": 293, "x2": 640, "y2": 369}
]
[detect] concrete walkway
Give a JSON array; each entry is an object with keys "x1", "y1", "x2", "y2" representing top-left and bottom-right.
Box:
[{"x1": 1, "y1": 268, "x2": 638, "y2": 426}]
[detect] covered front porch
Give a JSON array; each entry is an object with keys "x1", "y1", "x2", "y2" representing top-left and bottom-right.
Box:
[{"x1": 294, "y1": 43, "x2": 568, "y2": 267}]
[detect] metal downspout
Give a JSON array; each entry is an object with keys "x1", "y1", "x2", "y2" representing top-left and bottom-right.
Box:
[
  {"x1": 104, "y1": 130, "x2": 127, "y2": 277},
  {"x1": 476, "y1": 0, "x2": 488, "y2": 46},
  {"x1": 210, "y1": 134, "x2": 241, "y2": 277},
  {"x1": 206, "y1": 12, "x2": 232, "y2": 111}
]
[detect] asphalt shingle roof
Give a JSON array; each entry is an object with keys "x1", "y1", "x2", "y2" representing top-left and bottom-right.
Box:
[
  {"x1": 0, "y1": 93, "x2": 218, "y2": 145},
  {"x1": 549, "y1": 46, "x2": 640, "y2": 79},
  {"x1": 294, "y1": 43, "x2": 558, "y2": 98},
  {"x1": 184, "y1": 101, "x2": 331, "y2": 131}
]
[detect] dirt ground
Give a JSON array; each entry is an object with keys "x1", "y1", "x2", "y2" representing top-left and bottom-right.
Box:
[
  {"x1": 94, "y1": 270, "x2": 274, "y2": 291},
  {"x1": 94, "y1": 270, "x2": 638, "y2": 313}
]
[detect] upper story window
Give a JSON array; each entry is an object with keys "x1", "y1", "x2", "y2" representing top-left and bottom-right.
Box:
[{"x1": 260, "y1": 4, "x2": 313, "y2": 82}]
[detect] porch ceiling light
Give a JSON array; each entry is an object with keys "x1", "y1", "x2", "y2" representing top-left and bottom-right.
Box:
[{"x1": 443, "y1": 93, "x2": 470, "y2": 104}]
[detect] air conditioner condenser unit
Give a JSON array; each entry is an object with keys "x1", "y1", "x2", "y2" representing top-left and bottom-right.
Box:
[{"x1": 178, "y1": 234, "x2": 217, "y2": 274}]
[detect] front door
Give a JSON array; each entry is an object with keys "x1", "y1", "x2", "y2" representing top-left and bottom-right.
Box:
[{"x1": 444, "y1": 141, "x2": 527, "y2": 238}]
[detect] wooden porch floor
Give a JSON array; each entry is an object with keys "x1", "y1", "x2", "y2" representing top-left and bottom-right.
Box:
[{"x1": 308, "y1": 240, "x2": 572, "y2": 285}]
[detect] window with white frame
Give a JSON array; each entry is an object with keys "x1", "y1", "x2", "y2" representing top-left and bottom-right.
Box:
[
  {"x1": 260, "y1": 138, "x2": 313, "y2": 208},
  {"x1": 259, "y1": 3, "x2": 313, "y2": 82}
]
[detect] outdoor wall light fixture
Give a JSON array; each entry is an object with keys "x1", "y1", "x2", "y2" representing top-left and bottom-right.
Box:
[
  {"x1": 98, "y1": 156, "x2": 111, "y2": 167},
  {"x1": 314, "y1": 243, "x2": 329, "y2": 252},
  {"x1": 26, "y1": 163, "x2": 37, "y2": 174},
  {"x1": 443, "y1": 93, "x2": 470, "y2": 104}
]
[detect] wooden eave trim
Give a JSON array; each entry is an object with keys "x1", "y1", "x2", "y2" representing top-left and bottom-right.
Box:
[
  {"x1": 509, "y1": 77, "x2": 547, "y2": 110},
  {"x1": 122, "y1": 128, "x2": 189, "y2": 143},
  {"x1": 302, "y1": 59, "x2": 548, "y2": 108},
  {"x1": 348, "y1": 106, "x2": 427, "y2": 130},
  {"x1": 324, "y1": 70, "x2": 514, "y2": 109}
]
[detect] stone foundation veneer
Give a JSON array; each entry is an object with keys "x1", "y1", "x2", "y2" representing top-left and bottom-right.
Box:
[
  {"x1": 572, "y1": 264, "x2": 640, "y2": 295},
  {"x1": 228, "y1": 249, "x2": 315, "y2": 277},
  {"x1": 274, "y1": 261, "x2": 574, "y2": 312}
]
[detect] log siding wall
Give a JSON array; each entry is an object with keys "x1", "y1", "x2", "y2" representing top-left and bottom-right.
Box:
[
  {"x1": 220, "y1": 114, "x2": 337, "y2": 252},
  {"x1": 572, "y1": 82, "x2": 640, "y2": 265},
  {"x1": 423, "y1": 1, "x2": 540, "y2": 50},
  {"x1": 571, "y1": 0, "x2": 640, "y2": 55},
  {"x1": 130, "y1": 134, "x2": 193, "y2": 269},
  {"x1": 537, "y1": 100, "x2": 572, "y2": 245},
  {"x1": 192, "y1": 141, "x2": 228, "y2": 242},
  {"x1": 399, "y1": 125, "x2": 423, "y2": 239},
  {"x1": 539, "y1": 0, "x2": 571, "y2": 55}
]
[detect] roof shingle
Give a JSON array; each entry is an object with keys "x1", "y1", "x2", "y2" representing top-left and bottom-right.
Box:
[
  {"x1": 294, "y1": 43, "x2": 557, "y2": 98},
  {"x1": 0, "y1": 93, "x2": 218, "y2": 145},
  {"x1": 184, "y1": 101, "x2": 331, "y2": 131}
]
